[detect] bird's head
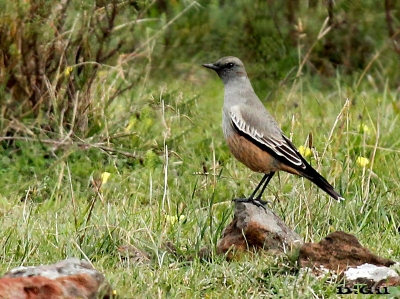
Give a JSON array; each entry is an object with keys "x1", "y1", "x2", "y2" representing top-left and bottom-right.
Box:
[{"x1": 202, "y1": 56, "x2": 247, "y2": 84}]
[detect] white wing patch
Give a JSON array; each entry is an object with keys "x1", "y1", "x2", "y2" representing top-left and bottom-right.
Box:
[{"x1": 230, "y1": 107, "x2": 306, "y2": 169}]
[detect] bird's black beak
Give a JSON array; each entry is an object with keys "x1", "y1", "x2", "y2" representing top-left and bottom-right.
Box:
[{"x1": 202, "y1": 63, "x2": 219, "y2": 70}]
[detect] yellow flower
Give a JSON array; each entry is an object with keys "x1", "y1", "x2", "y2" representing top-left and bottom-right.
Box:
[
  {"x1": 299, "y1": 145, "x2": 312, "y2": 158},
  {"x1": 165, "y1": 215, "x2": 178, "y2": 225},
  {"x1": 124, "y1": 118, "x2": 136, "y2": 133},
  {"x1": 165, "y1": 215, "x2": 186, "y2": 225},
  {"x1": 101, "y1": 172, "x2": 111, "y2": 185},
  {"x1": 64, "y1": 66, "x2": 73, "y2": 76},
  {"x1": 360, "y1": 123, "x2": 370, "y2": 134},
  {"x1": 356, "y1": 157, "x2": 370, "y2": 167}
]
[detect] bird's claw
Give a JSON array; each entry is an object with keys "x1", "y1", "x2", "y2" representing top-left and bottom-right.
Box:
[{"x1": 232, "y1": 197, "x2": 268, "y2": 209}]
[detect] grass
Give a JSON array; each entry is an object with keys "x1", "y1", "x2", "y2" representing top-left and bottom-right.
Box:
[{"x1": 0, "y1": 61, "x2": 400, "y2": 298}]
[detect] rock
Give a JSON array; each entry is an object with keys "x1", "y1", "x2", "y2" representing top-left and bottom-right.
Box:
[
  {"x1": 0, "y1": 258, "x2": 111, "y2": 299},
  {"x1": 299, "y1": 231, "x2": 400, "y2": 290},
  {"x1": 299, "y1": 231, "x2": 395, "y2": 273},
  {"x1": 217, "y1": 202, "x2": 303, "y2": 259}
]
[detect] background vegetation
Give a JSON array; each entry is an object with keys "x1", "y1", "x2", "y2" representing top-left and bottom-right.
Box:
[{"x1": 0, "y1": 0, "x2": 399, "y2": 297}]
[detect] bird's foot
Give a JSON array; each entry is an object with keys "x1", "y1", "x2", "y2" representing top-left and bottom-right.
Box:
[{"x1": 232, "y1": 197, "x2": 268, "y2": 209}]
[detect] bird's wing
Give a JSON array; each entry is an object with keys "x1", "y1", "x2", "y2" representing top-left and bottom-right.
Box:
[{"x1": 229, "y1": 105, "x2": 306, "y2": 169}]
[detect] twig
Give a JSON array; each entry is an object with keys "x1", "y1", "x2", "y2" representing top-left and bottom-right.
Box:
[
  {"x1": 355, "y1": 50, "x2": 382, "y2": 90},
  {"x1": 67, "y1": 162, "x2": 78, "y2": 230},
  {"x1": 321, "y1": 98, "x2": 350, "y2": 160},
  {"x1": 124, "y1": 1, "x2": 200, "y2": 63},
  {"x1": 113, "y1": 18, "x2": 158, "y2": 31},
  {"x1": 361, "y1": 109, "x2": 380, "y2": 213},
  {"x1": 385, "y1": 0, "x2": 400, "y2": 56},
  {"x1": 296, "y1": 17, "x2": 331, "y2": 78},
  {"x1": 0, "y1": 136, "x2": 138, "y2": 159}
]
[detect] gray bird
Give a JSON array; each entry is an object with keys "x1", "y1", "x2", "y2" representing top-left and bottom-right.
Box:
[{"x1": 202, "y1": 56, "x2": 344, "y2": 206}]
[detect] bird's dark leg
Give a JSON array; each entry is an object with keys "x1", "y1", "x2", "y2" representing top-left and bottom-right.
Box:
[
  {"x1": 254, "y1": 172, "x2": 275, "y2": 202},
  {"x1": 247, "y1": 174, "x2": 269, "y2": 201},
  {"x1": 234, "y1": 172, "x2": 275, "y2": 207}
]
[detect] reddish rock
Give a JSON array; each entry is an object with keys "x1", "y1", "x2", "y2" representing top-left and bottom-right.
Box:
[
  {"x1": 383, "y1": 275, "x2": 400, "y2": 287},
  {"x1": 118, "y1": 244, "x2": 151, "y2": 264},
  {"x1": 299, "y1": 231, "x2": 400, "y2": 290},
  {"x1": 0, "y1": 274, "x2": 103, "y2": 299},
  {"x1": 299, "y1": 231, "x2": 395, "y2": 273},
  {"x1": 0, "y1": 258, "x2": 111, "y2": 299},
  {"x1": 217, "y1": 202, "x2": 303, "y2": 259}
]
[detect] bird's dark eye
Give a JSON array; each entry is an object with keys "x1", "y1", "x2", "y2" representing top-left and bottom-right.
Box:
[{"x1": 227, "y1": 63, "x2": 235, "y2": 68}]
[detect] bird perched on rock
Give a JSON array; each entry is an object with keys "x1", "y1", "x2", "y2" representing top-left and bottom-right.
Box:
[{"x1": 202, "y1": 56, "x2": 344, "y2": 206}]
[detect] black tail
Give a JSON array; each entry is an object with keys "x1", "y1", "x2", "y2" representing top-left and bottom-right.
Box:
[{"x1": 300, "y1": 158, "x2": 344, "y2": 201}]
